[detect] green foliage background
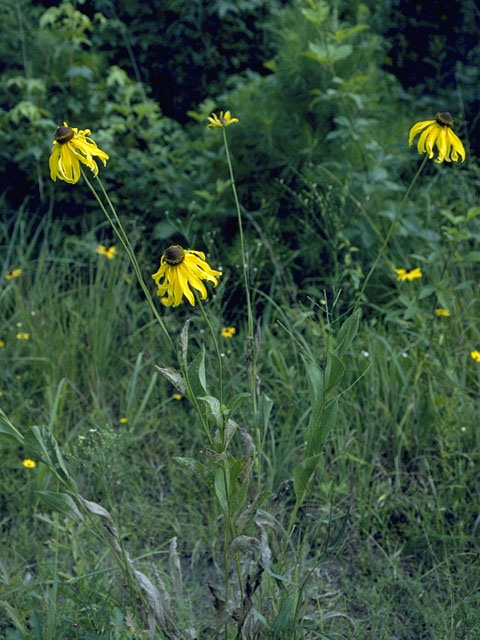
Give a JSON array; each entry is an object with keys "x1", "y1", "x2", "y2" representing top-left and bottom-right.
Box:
[{"x1": 1, "y1": 0, "x2": 480, "y2": 638}]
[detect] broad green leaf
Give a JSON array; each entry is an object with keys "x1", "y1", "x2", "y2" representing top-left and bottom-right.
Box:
[
  {"x1": 336, "y1": 310, "x2": 360, "y2": 357},
  {"x1": 301, "y1": 1, "x2": 328, "y2": 25},
  {"x1": 187, "y1": 347, "x2": 207, "y2": 398},
  {"x1": 293, "y1": 454, "x2": 322, "y2": 501},
  {"x1": 307, "y1": 397, "x2": 338, "y2": 456},
  {"x1": 178, "y1": 319, "x2": 192, "y2": 367},
  {"x1": 35, "y1": 491, "x2": 83, "y2": 521},
  {"x1": 214, "y1": 467, "x2": 228, "y2": 515},
  {"x1": 226, "y1": 393, "x2": 250, "y2": 417},
  {"x1": 254, "y1": 394, "x2": 274, "y2": 431},
  {"x1": 174, "y1": 456, "x2": 206, "y2": 477},
  {"x1": 155, "y1": 365, "x2": 186, "y2": 395},
  {"x1": 324, "y1": 352, "x2": 345, "y2": 391},
  {"x1": 0, "y1": 409, "x2": 23, "y2": 443},
  {"x1": 199, "y1": 395, "x2": 222, "y2": 427},
  {"x1": 305, "y1": 42, "x2": 353, "y2": 64},
  {"x1": 466, "y1": 207, "x2": 480, "y2": 221},
  {"x1": 302, "y1": 356, "x2": 324, "y2": 405}
]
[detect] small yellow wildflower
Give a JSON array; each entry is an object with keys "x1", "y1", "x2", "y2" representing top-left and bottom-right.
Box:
[
  {"x1": 16, "y1": 332, "x2": 30, "y2": 340},
  {"x1": 97, "y1": 245, "x2": 116, "y2": 259},
  {"x1": 0, "y1": 340, "x2": 4, "y2": 348},
  {"x1": 5, "y1": 268, "x2": 22, "y2": 280},
  {"x1": 119, "y1": 417, "x2": 128, "y2": 424},
  {"x1": 207, "y1": 111, "x2": 239, "y2": 128},
  {"x1": 434, "y1": 308, "x2": 450, "y2": 317},
  {"x1": 408, "y1": 112, "x2": 465, "y2": 164},
  {"x1": 49, "y1": 122, "x2": 109, "y2": 184},
  {"x1": 22, "y1": 459, "x2": 37, "y2": 469},
  {"x1": 152, "y1": 245, "x2": 222, "y2": 307},
  {"x1": 470, "y1": 350, "x2": 480, "y2": 363},
  {"x1": 221, "y1": 327, "x2": 236, "y2": 338},
  {"x1": 394, "y1": 267, "x2": 422, "y2": 282},
  {"x1": 172, "y1": 393, "x2": 182, "y2": 400}
]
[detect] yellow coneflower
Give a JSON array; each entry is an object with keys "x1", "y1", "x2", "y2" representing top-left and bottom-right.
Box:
[
  {"x1": 5, "y1": 268, "x2": 22, "y2": 280},
  {"x1": 408, "y1": 112, "x2": 465, "y2": 164},
  {"x1": 49, "y1": 122, "x2": 109, "y2": 184},
  {"x1": 152, "y1": 245, "x2": 222, "y2": 307},
  {"x1": 96, "y1": 245, "x2": 116, "y2": 259},
  {"x1": 394, "y1": 267, "x2": 422, "y2": 282},
  {"x1": 207, "y1": 111, "x2": 239, "y2": 128}
]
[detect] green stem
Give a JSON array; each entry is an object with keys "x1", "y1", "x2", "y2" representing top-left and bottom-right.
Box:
[
  {"x1": 221, "y1": 128, "x2": 257, "y2": 413},
  {"x1": 196, "y1": 294, "x2": 223, "y2": 405},
  {"x1": 353, "y1": 154, "x2": 429, "y2": 310},
  {"x1": 81, "y1": 170, "x2": 175, "y2": 354}
]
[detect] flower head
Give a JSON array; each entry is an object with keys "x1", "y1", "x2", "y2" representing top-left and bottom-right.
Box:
[
  {"x1": 22, "y1": 458, "x2": 37, "y2": 469},
  {"x1": 49, "y1": 122, "x2": 109, "y2": 184},
  {"x1": 16, "y1": 332, "x2": 30, "y2": 340},
  {"x1": 97, "y1": 245, "x2": 116, "y2": 259},
  {"x1": 152, "y1": 245, "x2": 222, "y2": 307},
  {"x1": 394, "y1": 267, "x2": 422, "y2": 282},
  {"x1": 434, "y1": 308, "x2": 450, "y2": 317},
  {"x1": 408, "y1": 112, "x2": 465, "y2": 163},
  {"x1": 207, "y1": 111, "x2": 239, "y2": 128},
  {"x1": 119, "y1": 417, "x2": 128, "y2": 424},
  {"x1": 5, "y1": 268, "x2": 22, "y2": 280},
  {"x1": 221, "y1": 327, "x2": 236, "y2": 338},
  {"x1": 470, "y1": 350, "x2": 480, "y2": 363},
  {"x1": 172, "y1": 393, "x2": 183, "y2": 400},
  {"x1": 0, "y1": 340, "x2": 4, "y2": 348}
]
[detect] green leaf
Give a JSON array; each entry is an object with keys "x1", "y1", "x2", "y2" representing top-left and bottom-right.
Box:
[
  {"x1": 214, "y1": 466, "x2": 228, "y2": 515},
  {"x1": 35, "y1": 491, "x2": 83, "y2": 521},
  {"x1": 199, "y1": 395, "x2": 222, "y2": 427},
  {"x1": 174, "y1": 456, "x2": 207, "y2": 479},
  {"x1": 155, "y1": 366, "x2": 186, "y2": 395},
  {"x1": 271, "y1": 595, "x2": 295, "y2": 636},
  {"x1": 307, "y1": 397, "x2": 338, "y2": 457},
  {"x1": 302, "y1": 356, "x2": 324, "y2": 406},
  {"x1": 336, "y1": 310, "x2": 360, "y2": 357},
  {"x1": 178, "y1": 318, "x2": 192, "y2": 368},
  {"x1": 187, "y1": 346, "x2": 207, "y2": 398},
  {"x1": 0, "y1": 409, "x2": 24, "y2": 443},
  {"x1": 305, "y1": 41, "x2": 353, "y2": 64},
  {"x1": 324, "y1": 352, "x2": 345, "y2": 391},
  {"x1": 225, "y1": 393, "x2": 250, "y2": 417},
  {"x1": 462, "y1": 251, "x2": 480, "y2": 263},
  {"x1": 254, "y1": 394, "x2": 274, "y2": 431},
  {"x1": 466, "y1": 207, "x2": 480, "y2": 221},
  {"x1": 24, "y1": 426, "x2": 73, "y2": 488},
  {"x1": 301, "y1": 1, "x2": 329, "y2": 25},
  {"x1": 293, "y1": 454, "x2": 322, "y2": 501}
]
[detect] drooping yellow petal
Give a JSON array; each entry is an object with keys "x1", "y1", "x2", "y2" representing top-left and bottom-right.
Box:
[
  {"x1": 447, "y1": 129, "x2": 465, "y2": 162},
  {"x1": 49, "y1": 124, "x2": 109, "y2": 184},
  {"x1": 59, "y1": 145, "x2": 81, "y2": 183},
  {"x1": 423, "y1": 123, "x2": 440, "y2": 159},
  {"x1": 152, "y1": 247, "x2": 221, "y2": 307},
  {"x1": 434, "y1": 127, "x2": 448, "y2": 163},
  {"x1": 408, "y1": 120, "x2": 435, "y2": 146}
]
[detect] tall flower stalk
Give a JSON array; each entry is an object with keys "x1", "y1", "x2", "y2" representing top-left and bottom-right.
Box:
[
  {"x1": 354, "y1": 112, "x2": 466, "y2": 310},
  {"x1": 209, "y1": 112, "x2": 257, "y2": 413}
]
